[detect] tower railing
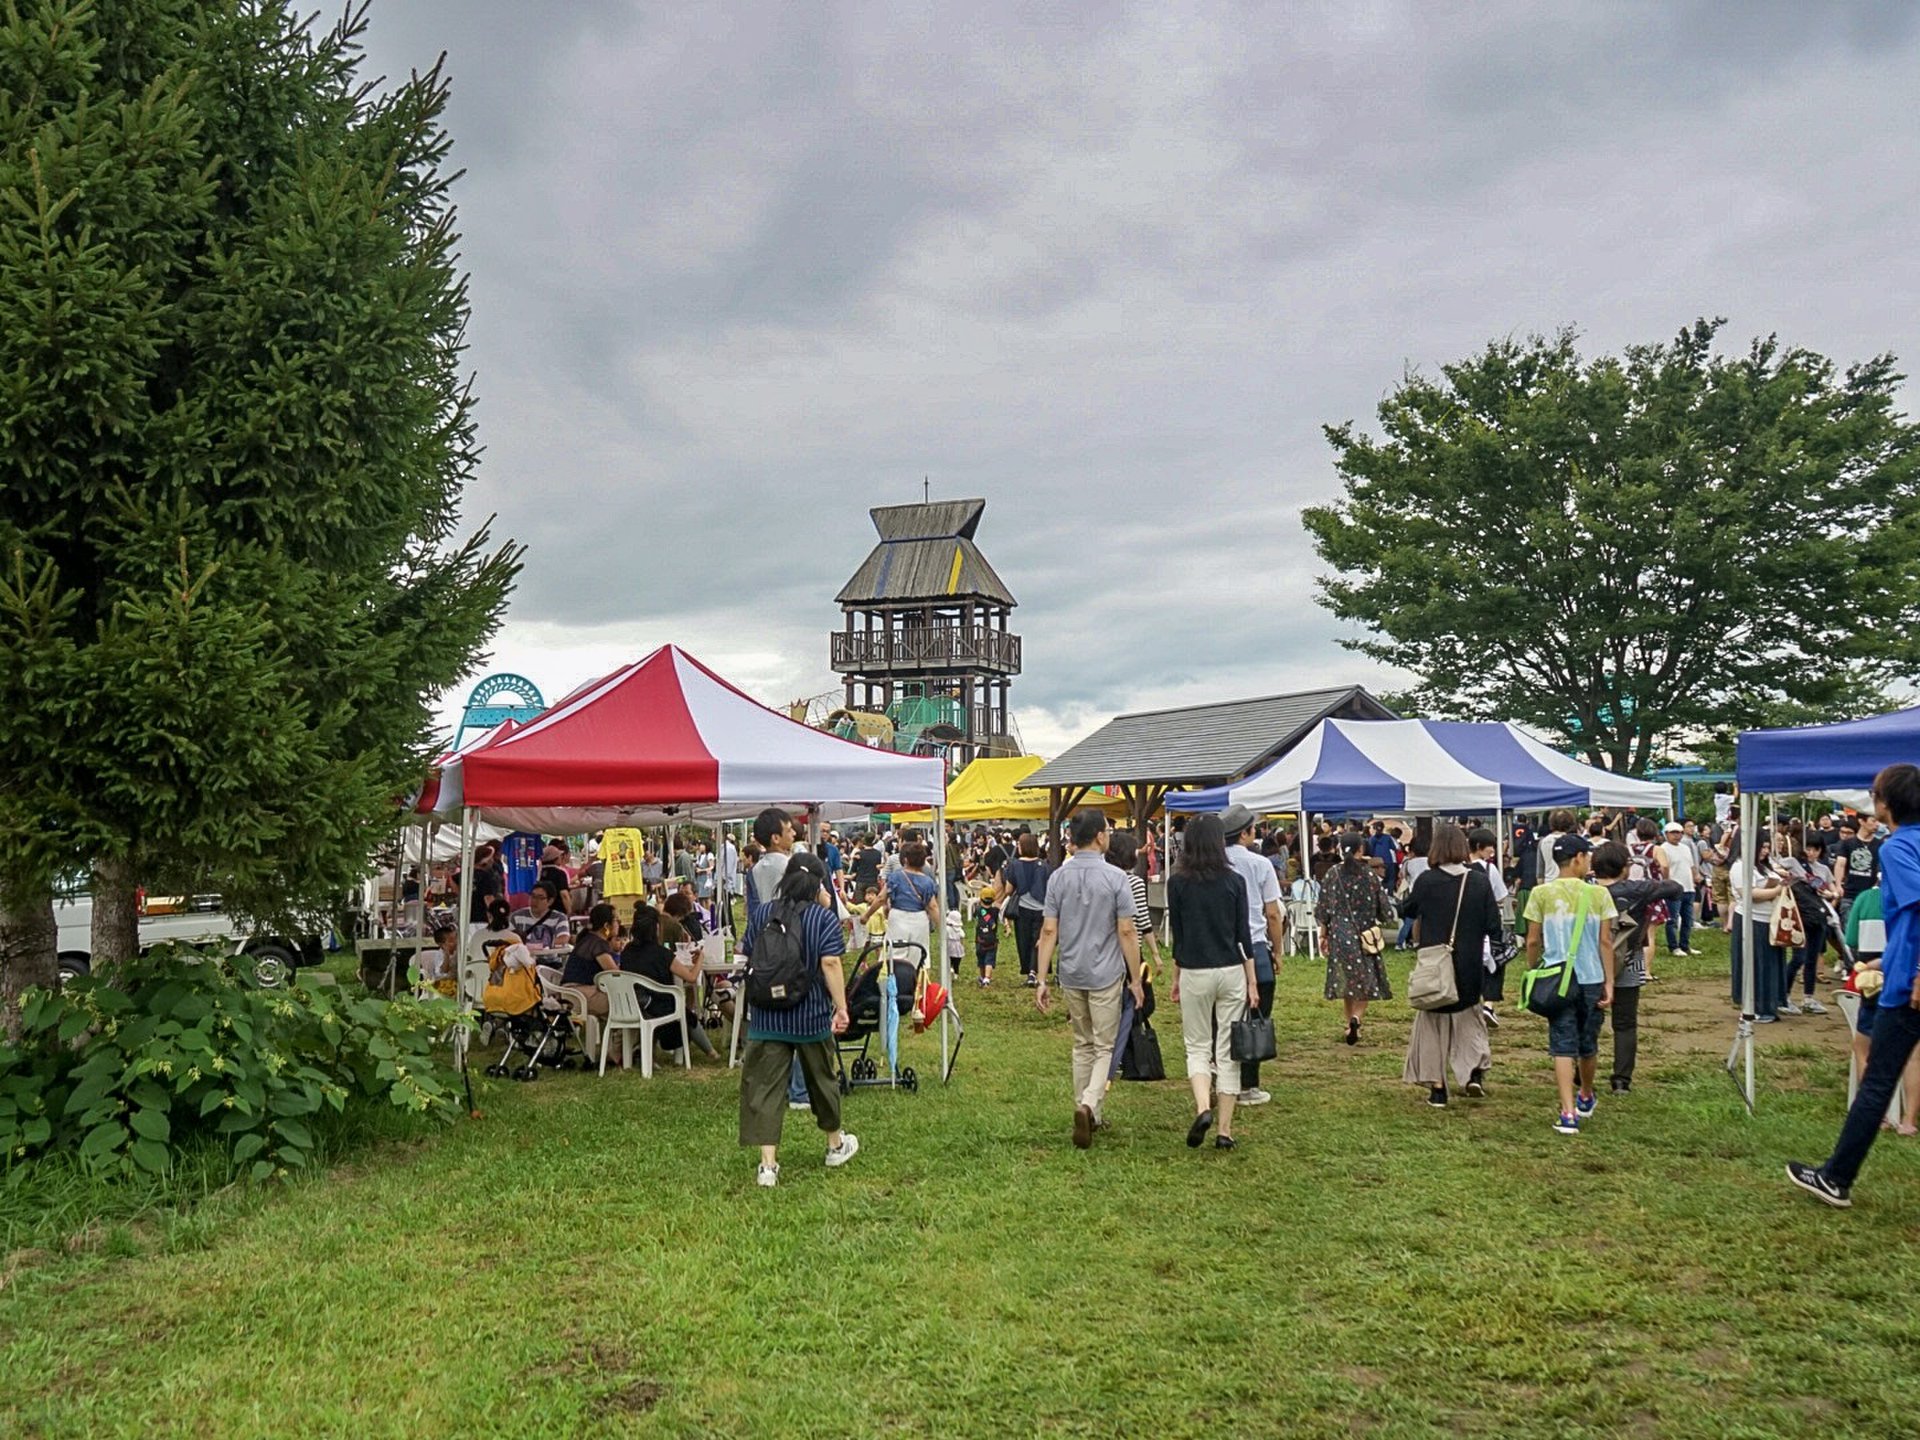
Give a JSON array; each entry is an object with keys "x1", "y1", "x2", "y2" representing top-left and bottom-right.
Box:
[{"x1": 831, "y1": 624, "x2": 1021, "y2": 675}]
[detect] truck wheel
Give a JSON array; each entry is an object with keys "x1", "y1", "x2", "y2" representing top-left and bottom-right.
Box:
[
  {"x1": 247, "y1": 943, "x2": 298, "y2": 989},
  {"x1": 57, "y1": 955, "x2": 91, "y2": 988}
]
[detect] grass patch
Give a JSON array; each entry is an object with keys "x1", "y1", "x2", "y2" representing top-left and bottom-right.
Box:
[{"x1": 1, "y1": 930, "x2": 1916, "y2": 1438}]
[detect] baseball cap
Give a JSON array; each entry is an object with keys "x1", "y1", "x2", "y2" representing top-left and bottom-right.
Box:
[
  {"x1": 1663, "y1": 821, "x2": 1683, "y2": 834},
  {"x1": 1552, "y1": 833, "x2": 1593, "y2": 863}
]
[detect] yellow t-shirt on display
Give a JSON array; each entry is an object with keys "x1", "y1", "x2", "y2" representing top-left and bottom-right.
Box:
[{"x1": 601, "y1": 828, "x2": 645, "y2": 897}]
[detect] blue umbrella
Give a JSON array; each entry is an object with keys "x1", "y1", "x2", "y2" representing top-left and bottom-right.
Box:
[{"x1": 880, "y1": 964, "x2": 900, "y2": 1077}]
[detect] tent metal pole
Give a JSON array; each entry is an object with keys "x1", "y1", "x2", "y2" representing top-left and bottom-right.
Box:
[
  {"x1": 1495, "y1": 807, "x2": 1505, "y2": 882},
  {"x1": 935, "y1": 803, "x2": 949, "y2": 1081},
  {"x1": 455, "y1": 808, "x2": 476, "y2": 1070},
  {"x1": 1727, "y1": 791, "x2": 1758, "y2": 1113},
  {"x1": 388, "y1": 823, "x2": 407, "y2": 937}
]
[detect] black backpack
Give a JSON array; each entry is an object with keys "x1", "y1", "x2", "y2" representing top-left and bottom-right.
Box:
[{"x1": 746, "y1": 902, "x2": 813, "y2": 1010}]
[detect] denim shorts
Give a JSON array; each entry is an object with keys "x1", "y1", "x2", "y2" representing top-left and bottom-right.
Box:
[{"x1": 1547, "y1": 982, "x2": 1607, "y2": 1059}]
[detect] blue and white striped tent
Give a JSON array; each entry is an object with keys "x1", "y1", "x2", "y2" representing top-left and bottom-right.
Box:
[{"x1": 1164, "y1": 719, "x2": 1670, "y2": 816}]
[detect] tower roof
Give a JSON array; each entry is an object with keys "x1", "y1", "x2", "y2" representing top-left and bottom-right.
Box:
[{"x1": 836, "y1": 498, "x2": 1016, "y2": 606}]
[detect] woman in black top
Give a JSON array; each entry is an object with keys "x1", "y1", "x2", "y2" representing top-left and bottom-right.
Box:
[
  {"x1": 620, "y1": 904, "x2": 713, "y2": 1058},
  {"x1": 998, "y1": 834, "x2": 1050, "y2": 986},
  {"x1": 561, "y1": 902, "x2": 621, "y2": 1018},
  {"x1": 1168, "y1": 814, "x2": 1258, "y2": 1151},
  {"x1": 1399, "y1": 822, "x2": 1503, "y2": 1108}
]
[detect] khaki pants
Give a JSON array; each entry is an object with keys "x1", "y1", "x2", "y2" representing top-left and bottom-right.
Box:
[
  {"x1": 738, "y1": 1037, "x2": 841, "y2": 1147},
  {"x1": 1178, "y1": 965, "x2": 1248, "y2": 1096},
  {"x1": 1063, "y1": 978, "x2": 1126, "y2": 1117}
]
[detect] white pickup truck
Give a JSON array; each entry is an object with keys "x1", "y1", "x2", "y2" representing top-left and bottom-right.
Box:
[{"x1": 55, "y1": 889, "x2": 311, "y2": 987}]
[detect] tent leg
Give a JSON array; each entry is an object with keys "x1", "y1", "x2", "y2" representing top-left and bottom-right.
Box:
[
  {"x1": 1726, "y1": 791, "x2": 1758, "y2": 1113},
  {"x1": 455, "y1": 809, "x2": 477, "y2": 1070},
  {"x1": 388, "y1": 826, "x2": 407, "y2": 938},
  {"x1": 1495, "y1": 807, "x2": 1505, "y2": 884},
  {"x1": 935, "y1": 803, "x2": 949, "y2": 1082}
]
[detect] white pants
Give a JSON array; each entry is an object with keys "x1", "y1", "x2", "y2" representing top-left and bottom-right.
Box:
[
  {"x1": 886, "y1": 908, "x2": 932, "y2": 966},
  {"x1": 1179, "y1": 966, "x2": 1249, "y2": 1096}
]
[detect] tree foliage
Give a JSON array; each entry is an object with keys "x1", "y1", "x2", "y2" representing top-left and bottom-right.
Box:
[
  {"x1": 0, "y1": 0, "x2": 519, "y2": 998},
  {"x1": 1303, "y1": 320, "x2": 1920, "y2": 774}
]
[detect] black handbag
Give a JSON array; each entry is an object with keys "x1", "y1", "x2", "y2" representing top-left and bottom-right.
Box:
[
  {"x1": 1121, "y1": 1018, "x2": 1166, "y2": 1081},
  {"x1": 1229, "y1": 1009, "x2": 1276, "y2": 1063}
]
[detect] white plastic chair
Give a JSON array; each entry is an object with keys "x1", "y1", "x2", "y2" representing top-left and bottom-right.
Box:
[
  {"x1": 594, "y1": 971, "x2": 691, "y2": 1078},
  {"x1": 538, "y1": 964, "x2": 599, "y2": 1057},
  {"x1": 1835, "y1": 989, "x2": 1906, "y2": 1124},
  {"x1": 1285, "y1": 899, "x2": 1319, "y2": 957}
]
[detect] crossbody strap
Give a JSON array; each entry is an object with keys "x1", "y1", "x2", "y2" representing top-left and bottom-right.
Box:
[{"x1": 1444, "y1": 872, "x2": 1469, "y2": 947}]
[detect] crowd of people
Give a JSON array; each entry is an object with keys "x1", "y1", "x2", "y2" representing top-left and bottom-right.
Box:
[{"x1": 393, "y1": 772, "x2": 1920, "y2": 1206}]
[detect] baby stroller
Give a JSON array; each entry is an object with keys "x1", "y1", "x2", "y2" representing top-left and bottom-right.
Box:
[
  {"x1": 837, "y1": 941, "x2": 925, "y2": 1093},
  {"x1": 482, "y1": 965, "x2": 588, "y2": 1081}
]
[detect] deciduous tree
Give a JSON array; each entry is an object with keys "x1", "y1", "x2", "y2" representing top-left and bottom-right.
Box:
[{"x1": 1303, "y1": 321, "x2": 1920, "y2": 774}]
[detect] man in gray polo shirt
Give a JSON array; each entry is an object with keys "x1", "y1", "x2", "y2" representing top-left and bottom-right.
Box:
[{"x1": 1035, "y1": 809, "x2": 1145, "y2": 1149}]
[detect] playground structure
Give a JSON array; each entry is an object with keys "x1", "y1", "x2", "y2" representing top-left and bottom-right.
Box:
[{"x1": 789, "y1": 683, "x2": 1019, "y2": 771}]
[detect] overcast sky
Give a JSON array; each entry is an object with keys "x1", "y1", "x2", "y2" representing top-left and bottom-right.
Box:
[{"x1": 359, "y1": 1, "x2": 1920, "y2": 755}]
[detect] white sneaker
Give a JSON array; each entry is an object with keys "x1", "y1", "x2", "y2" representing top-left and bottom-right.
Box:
[
  {"x1": 1240, "y1": 1088, "x2": 1272, "y2": 1106},
  {"x1": 1802, "y1": 999, "x2": 1828, "y2": 1015},
  {"x1": 1779, "y1": 1001, "x2": 1803, "y2": 1016},
  {"x1": 756, "y1": 1163, "x2": 779, "y2": 1188},
  {"x1": 788, "y1": 1100, "x2": 811, "y2": 1111},
  {"x1": 825, "y1": 1132, "x2": 860, "y2": 1168}
]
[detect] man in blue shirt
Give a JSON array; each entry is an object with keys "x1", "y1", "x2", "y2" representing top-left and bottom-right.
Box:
[{"x1": 1789, "y1": 764, "x2": 1920, "y2": 1208}]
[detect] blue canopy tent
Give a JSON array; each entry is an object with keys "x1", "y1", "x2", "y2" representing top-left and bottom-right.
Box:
[
  {"x1": 1166, "y1": 719, "x2": 1670, "y2": 816},
  {"x1": 1737, "y1": 707, "x2": 1920, "y2": 795},
  {"x1": 1164, "y1": 719, "x2": 1670, "y2": 895},
  {"x1": 1726, "y1": 706, "x2": 1920, "y2": 1109}
]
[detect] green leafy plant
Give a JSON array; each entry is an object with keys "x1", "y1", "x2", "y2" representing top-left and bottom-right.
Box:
[{"x1": 0, "y1": 945, "x2": 463, "y2": 1182}]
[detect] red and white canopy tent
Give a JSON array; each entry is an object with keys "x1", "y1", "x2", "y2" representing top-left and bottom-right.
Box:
[{"x1": 446, "y1": 645, "x2": 951, "y2": 1067}]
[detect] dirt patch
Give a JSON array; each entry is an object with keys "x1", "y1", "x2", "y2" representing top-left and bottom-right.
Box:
[
  {"x1": 1637, "y1": 975, "x2": 1851, "y2": 1059},
  {"x1": 595, "y1": 1379, "x2": 664, "y2": 1416}
]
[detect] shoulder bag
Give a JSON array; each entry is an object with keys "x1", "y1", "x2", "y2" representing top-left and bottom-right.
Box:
[
  {"x1": 1407, "y1": 873, "x2": 1469, "y2": 1011},
  {"x1": 1519, "y1": 890, "x2": 1594, "y2": 1018}
]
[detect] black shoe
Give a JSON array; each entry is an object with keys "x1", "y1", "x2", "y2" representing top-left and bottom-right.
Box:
[
  {"x1": 1465, "y1": 1071, "x2": 1486, "y2": 1098},
  {"x1": 1785, "y1": 1162, "x2": 1851, "y2": 1208},
  {"x1": 1427, "y1": 1087, "x2": 1448, "y2": 1109},
  {"x1": 1186, "y1": 1110, "x2": 1213, "y2": 1148},
  {"x1": 1609, "y1": 1077, "x2": 1630, "y2": 1094},
  {"x1": 1344, "y1": 1018, "x2": 1360, "y2": 1046},
  {"x1": 1213, "y1": 1134, "x2": 1237, "y2": 1151}
]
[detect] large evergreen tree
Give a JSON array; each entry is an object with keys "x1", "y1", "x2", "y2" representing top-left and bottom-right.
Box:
[
  {"x1": 1303, "y1": 321, "x2": 1920, "y2": 774},
  {"x1": 0, "y1": 0, "x2": 519, "y2": 1023}
]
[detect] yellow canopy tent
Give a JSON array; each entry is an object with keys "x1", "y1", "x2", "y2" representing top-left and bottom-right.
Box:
[{"x1": 892, "y1": 756, "x2": 1131, "y2": 826}]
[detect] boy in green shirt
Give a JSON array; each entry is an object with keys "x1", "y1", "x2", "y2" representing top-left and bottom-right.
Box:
[{"x1": 1521, "y1": 834, "x2": 1618, "y2": 1135}]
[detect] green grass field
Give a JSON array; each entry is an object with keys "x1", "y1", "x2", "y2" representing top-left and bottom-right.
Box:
[{"x1": 2, "y1": 930, "x2": 1917, "y2": 1438}]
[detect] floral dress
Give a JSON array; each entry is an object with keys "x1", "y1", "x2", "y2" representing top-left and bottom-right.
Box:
[{"x1": 1317, "y1": 861, "x2": 1394, "y2": 1000}]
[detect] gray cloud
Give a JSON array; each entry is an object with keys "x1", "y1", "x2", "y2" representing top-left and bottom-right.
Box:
[{"x1": 360, "y1": 1, "x2": 1920, "y2": 753}]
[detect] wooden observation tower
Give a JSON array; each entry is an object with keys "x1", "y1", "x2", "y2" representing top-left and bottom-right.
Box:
[{"x1": 831, "y1": 498, "x2": 1021, "y2": 766}]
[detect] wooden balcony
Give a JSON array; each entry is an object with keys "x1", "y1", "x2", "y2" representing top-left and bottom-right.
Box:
[{"x1": 832, "y1": 625, "x2": 1022, "y2": 676}]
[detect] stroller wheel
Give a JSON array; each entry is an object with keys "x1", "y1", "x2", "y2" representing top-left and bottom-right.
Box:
[
  {"x1": 514, "y1": 1066, "x2": 538, "y2": 1082},
  {"x1": 900, "y1": 1066, "x2": 918, "y2": 1093},
  {"x1": 484, "y1": 1063, "x2": 507, "y2": 1078},
  {"x1": 838, "y1": 1070, "x2": 851, "y2": 1095}
]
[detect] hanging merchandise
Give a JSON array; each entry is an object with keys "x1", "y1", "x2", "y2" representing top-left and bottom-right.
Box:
[{"x1": 499, "y1": 832, "x2": 541, "y2": 895}]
